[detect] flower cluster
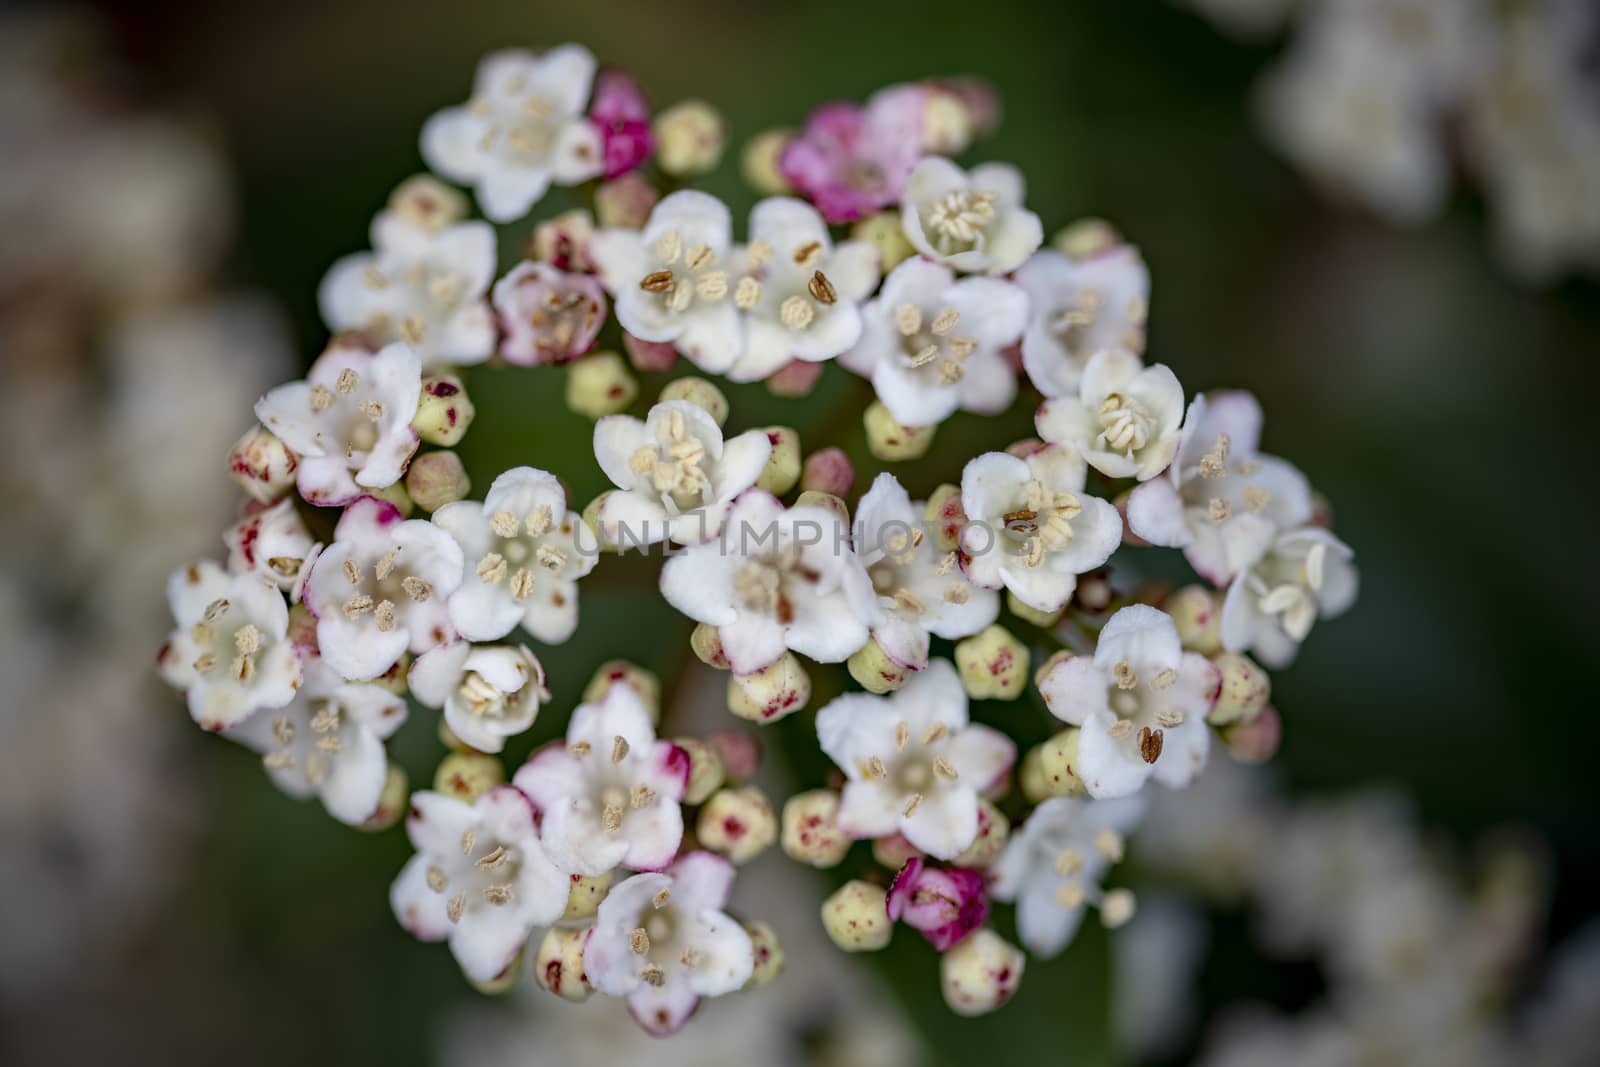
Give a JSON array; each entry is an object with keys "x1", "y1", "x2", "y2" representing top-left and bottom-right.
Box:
[{"x1": 159, "y1": 41, "x2": 1358, "y2": 1032}]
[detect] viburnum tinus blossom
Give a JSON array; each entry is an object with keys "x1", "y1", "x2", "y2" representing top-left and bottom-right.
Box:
[
  {"x1": 490, "y1": 261, "x2": 606, "y2": 365},
  {"x1": 253, "y1": 337, "x2": 422, "y2": 506},
  {"x1": 816, "y1": 660, "x2": 1015, "y2": 859},
  {"x1": 589, "y1": 69, "x2": 654, "y2": 179},
  {"x1": 959, "y1": 445, "x2": 1122, "y2": 612},
  {"x1": 583, "y1": 851, "x2": 754, "y2": 1035},
  {"x1": 1126, "y1": 390, "x2": 1314, "y2": 584},
  {"x1": 1015, "y1": 244, "x2": 1151, "y2": 398},
  {"x1": 433, "y1": 466, "x2": 597, "y2": 644},
  {"x1": 840, "y1": 256, "x2": 1028, "y2": 427},
  {"x1": 1221, "y1": 526, "x2": 1358, "y2": 668},
  {"x1": 158, "y1": 559, "x2": 300, "y2": 730},
  {"x1": 301, "y1": 496, "x2": 464, "y2": 681},
  {"x1": 318, "y1": 208, "x2": 497, "y2": 367},
  {"x1": 660, "y1": 490, "x2": 875, "y2": 673},
  {"x1": 1036, "y1": 348, "x2": 1187, "y2": 482},
  {"x1": 1037, "y1": 605, "x2": 1222, "y2": 798},
  {"x1": 409, "y1": 641, "x2": 548, "y2": 754},
  {"x1": 224, "y1": 497, "x2": 314, "y2": 592},
  {"x1": 900, "y1": 157, "x2": 1043, "y2": 275},
  {"x1": 854, "y1": 472, "x2": 999, "y2": 672},
  {"x1": 887, "y1": 856, "x2": 990, "y2": 950},
  {"x1": 421, "y1": 46, "x2": 604, "y2": 223},
  {"x1": 513, "y1": 683, "x2": 689, "y2": 875},
  {"x1": 227, "y1": 655, "x2": 407, "y2": 825},
  {"x1": 779, "y1": 83, "x2": 926, "y2": 223},
  {"x1": 390, "y1": 786, "x2": 569, "y2": 982},
  {"x1": 592, "y1": 399, "x2": 772, "y2": 545},
  {"x1": 990, "y1": 795, "x2": 1146, "y2": 957}
]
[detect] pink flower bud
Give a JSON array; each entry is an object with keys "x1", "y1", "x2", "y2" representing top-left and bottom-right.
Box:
[
  {"x1": 1222, "y1": 705, "x2": 1282, "y2": 763},
  {"x1": 595, "y1": 172, "x2": 659, "y2": 229},
  {"x1": 708, "y1": 730, "x2": 761, "y2": 782},
  {"x1": 887, "y1": 858, "x2": 990, "y2": 951},
  {"x1": 589, "y1": 69, "x2": 654, "y2": 178},
  {"x1": 622, "y1": 330, "x2": 678, "y2": 373},
  {"x1": 766, "y1": 358, "x2": 824, "y2": 397},
  {"x1": 800, "y1": 447, "x2": 855, "y2": 497}
]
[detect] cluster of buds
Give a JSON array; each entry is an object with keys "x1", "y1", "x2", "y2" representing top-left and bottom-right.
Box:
[{"x1": 160, "y1": 41, "x2": 1356, "y2": 1032}]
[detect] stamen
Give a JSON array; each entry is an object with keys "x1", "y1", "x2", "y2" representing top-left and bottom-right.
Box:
[
  {"x1": 654, "y1": 232, "x2": 682, "y2": 263},
  {"x1": 865, "y1": 756, "x2": 888, "y2": 780},
  {"x1": 476, "y1": 846, "x2": 509, "y2": 869},
  {"x1": 944, "y1": 583, "x2": 969, "y2": 605},
  {"x1": 1151, "y1": 667, "x2": 1177, "y2": 690},
  {"x1": 1112, "y1": 661, "x2": 1138, "y2": 690},
  {"x1": 640, "y1": 964, "x2": 665, "y2": 987},
  {"x1": 335, "y1": 368, "x2": 359, "y2": 394},
  {"x1": 903, "y1": 793, "x2": 923, "y2": 817},
  {"x1": 895, "y1": 721, "x2": 910, "y2": 751},
  {"x1": 483, "y1": 885, "x2": 513, "y2": 906},
  {"x1": 460, "y1": 828, "x2": 477, "y2": 855},
  {"x1": 233, "y1": 624, "x2": 261, "y2": 655},
  {"x1": 640, "y1": 269, "x2": 674, "y2": 293},
  {"x1": 921, "y1": 722, "x2": 948, "y2": 746},
  {"x1": 1241, "y1": 485, "x2": 1271, "y2": 512},
  {"x1": 536, "y1": 544, "x2": 567, "y2": 570},
  {"x1": 1055, "y1": 849, "x2": 1085, "y2": 876},
  {"x1": 930, "y1": 307, "x2": 959, "y2": 336},
  {"x1": 652, "y1": 888, "x2": 671, "y2": 909},
  {"x1": 611, "y1": 735, "x2": 630, "y2": 763},
  {"x1": 894, "y1": 304, "x2": 923, "y2": 336},
  {"x1": 510, "y1": 569, "x2": 535, "y2": 601},
  {"x1": 780, "y1": 295, "x2": 815, "y2": 330},
  {"x1": 734, "y1": 276, "x2": 763, "y2": 309},
  {"x1": 631, "y1": 784, "x2": 656, "y2": 809},
  {"x1": 570, "y1": 741, "x2": 592, "y2": 757},
  {"x1": 374, "y1": 550, "x2": 397, "y2": 581},
  {"x1": 272, "y1": 718, "x2": 294, "y2": 746},
  {"x1": 446, "y1": 894, "x2": 465, "y2": 923},
  {"x1": 309, "y1": 385, "x2": 334, "y2": 412},
  {"x1": 343, "y1": 559, "x2": 360, "y2": 585},
  {"x1": 807, "y1": 271, "x2": 837, "y2": 305},
  {"x1": 1100, "y1": 888, "x2": 1137, "y2": 928},
  {"x1": 426, "y1": 865, "x2": 448, "y2": 892},
  {"x1": 1056, "y1": 882, "x2": 1085, "y2": 909},
  {"x1": 203, "y1": 598, "x2": 230, "y2": 621},
  {"x1": 489, "y1": 510, "x2": 521, "y2": 538},
  {"x1": 343, "y1": 594, "x2": 374, "y2": 619},
  {"x1": 1209, "y1": 498, "x2": 1230, "y2": 523},
  {"x1": 1094, "y1": 828, "x2": 1125, "y2": 862},
  {"x1": 1137, "y1": 726, "x2": 1164, "y2": 764},
  {"x1": 476, "y1": 553, "x2": 508, "y2": 584},
  {"x1": 524, "y1": 507, "x2": 553, "y2": 536},
  {"x1": 630, "y1": 928, "x2": 651, "y2": 955},
  {"x1": 685, "y1": 244, "x2": 715, "y2": 271},
  {"x1": 374, "y1": 600, "x2": 397, "y2": 632},
  {"x1": 933, "y1": 756, "x2": 958, "y2": 781},
  {"x1": 792, "y1": 240, "x2": 822, "y2": 267},
  {"x1": 401, "y1": 576, "x2": 432, "y2": 602},
  {"x1": 602, "y1": 803, "x2": 623, "y2": 832}
]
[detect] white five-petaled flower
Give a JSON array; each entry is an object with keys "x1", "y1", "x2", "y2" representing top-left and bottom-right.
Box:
[
  {"x1": 590, "y1": 190, "x2": 744, "y2": 373},
  {"x1": 816, "y1": 660, "x2": 1016, "y2": 859},
  {"x1": 592, "y1": 400, "x2": 772, "y2": 546},
  {"x1": 227, "y1": 655, "x2": 406, "y2": 825},
  {"x1": 839, "y1": 257, "x2": 1027, "y2": 428},
  {"x1": 513, "y1": 684, "x2": 689, "y2": 875},
  {"x1": 659, "y1": 490, "x2": 876, "y2": 674},
  {"x1": 318, "y1": 210, "x2": 497, "y2": 367},
  {"x1": 420, "y1": 45, "x2": 604, "y2": 223},
  {"x1": 1126, "y1": 390, "x2": 1314, "y2": 585},
  {"x1": 959, "y1": 445, "x2": 1122, "y2": 613},
  {"x1": 1038, "y1": 605, "x2": 1221, "y2": 798},
  {"x1": 1221, "y1": 526, "x2": 1357, "y2": 668},
  {"x1": 989, "y1": 795, "x2": 1146, "y2": 957},
  {"x1": 409, "y1": 641, "x2": 548, "y2": 755},
  {"x1": 1035, "y1": 348, "x2": 1187, "y2": 482},
  {"x1": 253, "y1": 339, "x2": 422, "y2": 507},
  {"x1": 720, "y1": 197, "x2": 880, "y2": 382},
  {"x1": 854, "y1": 472, "x2": 999, "y2": 672},
  {"x1": 158, "y1": 559, "x2": 301, "y2": 731},
  {"x1": 1014, "y1": 246, "x2": 1150, "y2": 398},
  {"x1": 390, "y1": 786, "x2": 569, "y2": 983},
  {"x1": 433, "y1": 466, "x2": 597, "y2": 646},
  {"x1": 224, "y1": 497, "x2": 315, "y2": 592},
  {"x1": 582, "y1": 851, "x2": 755, "y2": 1036},
  {"x1": 302, "y1": 497, "x2": 464, "y2": 681},
  {"x1": 900, "y1": 157, "x2": 1042, "y2": 275}
]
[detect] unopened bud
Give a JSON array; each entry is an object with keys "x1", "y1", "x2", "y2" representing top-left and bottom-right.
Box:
[
  {"x1": 653, "y1": 99, "x2": 725, "y2": 177},
  {"x1": 581, "y1": 493, "x2": 622, "y2": 554},
  {"x1": 657, "y1": 376, "x2": 727, "y2": 425},
  {"x1": 1209, "y1": 652, "x2": 1269, "y2": 725},
  {"x1": 405, "y1": 450, "x2": 471, "y2": 512},
  {"x1": 1222, "y1": 705, "x2": 1281, "y2": 763},
  {"x1": 562, "y1": 870, "x2": 613, "y2": 921},
  {"x1": 1035, "y1": 728, "x2": 1088, "y2": 798},
  {"x1": 754, "y1": 427, "x2": 801, "y2": 495},
  {"x1": 388, "y1": 173, "x2": 468, "y2": 231},
  {"x1": 674, "y1": 736, "x2": 725, "y2": 805},
  {"x1": 469, "y1": 947, "x2": 524, "y2": 995},
  {"x1": 727, "y1": 651, "x2": 810, "y2": 722},
  {"x1": 851, "y1": 213, "x2": 914, "y2": 272},
  {"x1": 690, "y1": 622, "x2": 731, "y2": 669},
  {"x1": 566, "y1": 352, "x2": 637, "y2": 419},
  {"x1": 801, "y1": 447, "x2": 855, "y2": 497},
  {"x1": 287, "y1": 603, "x2": 318, "y2": 649},
  {"x1": 359, "y1": 763, "x2": 408, "y2": 831},
  {"x1": 766, "y1": 359, "x2": 824, "y2": 397},
  {"x1": 864, "y1": 400, "x2": 936, "y2": 461},
  {"x1": 1006, "y1": 590, "x2": 1063, "y2": 628},
  {"x1": 365, "y1": 481, "x2": 414, "y2": 518},
  {"x1": 954, "y1": 625, "x2": 1029, "y2": 700},
  {"x1": 941, "y1": 929, "x2": 1024, "y2": 1016},
  {"x1": 925, "y1": 483, "x2": 965, "y2": 551},
  {"x1": 821, "y1": 880, "x2": 892, "y2": 952},
  {"x1": 432, "y1": 751, "x2": 504, "y2": 803},
  {"x1": 413, "y1": 374, "x2": 475, "y2": 446},
  {"x1": 227, "y1": 425, "x2": 298, "y2": 502},
  {"x1": 781, "y1": 789, "x2": 852, "y2": 868},
  {"x1": 530, "y1": 208, "x2": 595, "y2": 273},
  {"x1": 742, "y1": 128, "x2": 794, "y2": 195},
  {"x1": 1051, "y1": 217, "x2": 1122, "y2": 259},
  {"x1": 438, "y1": 719, "x2": 470, "y2": 752},
  {"x1": 952, "y1": 798, "x2": 1010, "y2": 867},
  {"x1": 920, "y1": 85, "x2": 974, "y2": 155},
  {"x1": 594, "y1": 172, "x2": 658, "y2": 229},
  {"x1": 372, "y1": 653, "x2": 410, "y2": 693},
  {"x1": 872, "y1": 833, "x2": 923, "y2": 869},
  {"x1": 533, "y1": 927, "x2": 592, "y2": 1002},
  {"x1": 582, "y1": 660, "x2": 661, "y2": 723},
  {"x1": 1018, "y1": 745, "x2": 1050, "y2": 804},
  {"x1": 794, "y1": 490, "x2": 849, "y2": 524},
  {"x1": 1005, "y1": 437, "x2": 1045, "y2": 459},
  {"x1": 743, "y1": 921, "x2": 785, "y2": 988},
  {"x1": 622, "y1": 331, "x2": 678, "y2": 373},
  {"x1": 708, "y1": 730, "x2": 761, "y2": 782},
  {"x1": 697, "y1": 786, "x2": 777, "y2": 864},
  {"x1": 847, "y1": 637, "x2": 912, "y2": 694},
  {"x1": 1166, "y1": 585, "x2": 1222, "y2": 654}
]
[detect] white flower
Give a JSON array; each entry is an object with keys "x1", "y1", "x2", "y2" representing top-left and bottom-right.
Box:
[
  {"x1": 1035, "y1": 348, "x2": 1187, "y2": 482},
  {"x1": 253, "y1": 339, "x2": 422, "y2": 506},
  {"x1": 512, "y1": 684, "x2": 689, "y2": 875},
  {"x1": 318, "y1": 211, "x2": 497, "y2": 367},
  {"x1": 582, "y1": 851, "x2": 755, "y2": 1036},
  {"x1": 1037, "y1": 605, "x2": 1221, "y2": 798},
  {"x1": 420, "y1": 46, "x2": 604, "y2": 223},
  {"x1": 390, "y1": 786, "x2": 569, "y2": 982},
  {"x1": 721, "y1": 197, "x2": 880, "y2": 382},
  {"x1": 158, "y1": 559, "x2": 301, "y2": 731},
  {"x1": 989, "y1": 795, "x2": 1145, "y2": 958},
  {"x1": 1221, "y1": 526, "x2": 1357, "y2": 668},
  {"x1": 659, "y1": 490, "x2": 875, "y2": 673},
  {"x1": 590, "y1": 191, "x2": 744, "y2": 373},
  {"x1": 1125, "y1": 390, "x2": 1314, "y2": 584},
  {"x1": 224, "y1": 497, "x2": 315, "y2": 592},
  {"x1": 433, "y1": 466, "x2": 597, "y2": 645},
  {"x1": 958, "y1": 445, "x2": 1122, "y2": 613},
  {"x1": 839, "y1": 257, "x2": 1027, "y2": 427},
  {"x1": 302, "y1": 497, "x2": 464, "y2": 681},
  {"x1": 1014, "y1": 246, "x2": 1150, "y2": 398},
  {"x1": 854, "y1": 472, "x2": 999, "y2": 671},
  {"x1": 592, "y1": 400, "x2": 772, "y2": 546},
  {"x1": 816, "y1": 660, "x2": 1015, "y2": 859},
  {"x1": 410, "y1": 642, "x2": 548, "y2": 754},
  {"x1": 227, "y1": 655, "x2": 406, "y2": 825},
  {"x1": 899, "y1": 157, "x2": 1042, "y2": 275}
]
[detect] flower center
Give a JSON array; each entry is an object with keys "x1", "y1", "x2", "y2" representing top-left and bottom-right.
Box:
[
  {"x1": 474, "y1": 507, "x2": 566, "y2": 601},
  {"x1": 733, "y1": 547, "x2": 820, "y2": 624},
  {"x1": 926, "y1": 189, "x2": 997, "y2": 251},
  {"x1": 458, "y1": 672, "x2": 508, "y2": 720},
  {"x1": 1000, "y1": 480, "x2": 1082, "y2": 567},
  {"x1": 338, "y1": 551, "x2": 434, "y2": 633},
  {"x1": 188, "y1": 597, "x2": 270, "y2": 684},
  {"x1": 261, "y1": 698, "x2": 348, "y2": 787},
  {"x1": 893, "y1": 303, "x2": 978, "y2": 384},
  {"x1": 1096, "y1": 393, "x2": 1153, "y2": 455},
  {"x1": 426, "y1": 828, "x2": 522, "y2": 925},
  {"x1": 1102, "y1": 660, "x2": 1183, "y2": 764},
  {"x1": 638, "y1": 230, "x2": 729, "y2": 316},
  {"x1": 628, "y1": 406, "x2": 711, "y2": 510}
]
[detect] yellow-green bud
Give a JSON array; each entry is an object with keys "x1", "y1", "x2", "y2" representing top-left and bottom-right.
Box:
[
  {"x1": 1019, "y1": 745, "x2": 1049, "y2": 803},
  {"x1": 741, "y1": 128, "x2": 794, "y2": 195},
  {"x1": 468, "y1": 947, "x2": 524, "y2": 995},
  {"x1": 533, "y1": 927, "x2": 592, "y2": 1002},
  {"x1": 952, "y1": 798, "x2": 1010, "y2": 867},
  {"x1": 847, "y1": 637, "x2": 912, "y2": 694},
  {"x1": 727, "y1": 651, "x2": 810, "y2": 722},
  {"x1": 388, "y1": 173, "x2": 468, "y2": 231},
  {"x1": 405, "y1": 450, "x2": 470, "y2": 512},
  {"x1": 653, "y1": 99, "x2": 726, "y2": 177},
  {"x1": 582, "y1": 659, "x2": 661, "y2": 723},
  {"x1": 433, "y1": 750, "x2": 504, "y2": 803},
  {"x1": 1051, "y1": 217, "x2": 1122, "y2": 259},
  {"x1": 359, "y1": 763, "x2": 408, "y2": 831},
  {"x1": 1036, "y1": 728, "x2": 1088, "y2": 798},
  {"x1": 365, "y1": 480, "x2": 414, "y2": 518},
  {"x1": 657, "y1": 376, "x2": 728, "y2": 426},
  {"x1": 675, "y1": 736, "x2": 725, "y2": 805},
  {"x1": 754, "y1": 426, "x2": 801, "y2": 494},
  {"x1": 566, "y1": 351, "x2": 637, "y2": 419},
  {"x1": 781, "y1": 789, "x2": 852, "y2": 868},
  {"x1": 1007, "y1": 590, "x2": 1063, "y2": 628},
  {"x1": 920, "y1": 86, "x2": 974, "y2": 154},
  {"x1": 690, "y1": 622, "x2": 731, "y2": 669},
  {"x1": 851, "y1": 212, "x2": 914, "y2": 272},
  {"x1": 562, "y1": 870, "x2": 613, "y2": 921},
  {"x1": 581, "y1": 492, "x2": 622, "y2": 554},
  {"x1": 821, "y1": 880, "x2": 892, "y2": 952},
  {"x1": 872, "y1": 834, "x2": 923, "y2": 869},
  {"x1": 1209, "y1": 652, "x2": 1270, "y2": 726},
  {"x1": 372, "y1": 653, "x2": 410, "y2": 693},
  {"x1": 227, "y1": 425, "x2": 298, "y2": 503},
  {"x1": 794, "y1": 490, "x2": 849, "y2": 525},
  {"x1": 1166, "y1": 584, "x2": 1222, "y2": 654},
  {"x1": 413, "y1": 373, "x2": 475, "y2": 446},
  {"x1": 864, "y1": 400, "x2": 935, "y2": 462},
  {"x1": 925, "y1": 483, "x2": 965, "y2": 551},
  {"x1": 954, "y1": 625, "x2": 1030, "y2": 700},
  {"x1": 941, "y1": 929, "x2": 1024, "y2": 1016},
  {"x1": 438, "y1": 719, "x2": 469, "y2": 752},
  {"x1": 743, "y1": 920, "x2": 785, "y2": 988},
  {"x1": 697, "y1": 786, "x2": 777, "y2": 864}
]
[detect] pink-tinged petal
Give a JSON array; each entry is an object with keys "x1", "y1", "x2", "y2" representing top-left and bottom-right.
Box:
[
  {"x1": 668, "y1": 850, "x2": 738, "y2": 913},
  {"x1": 511, "y1": 743, "x2": 585, "y2": 813},
  {"x1": 888, "y1": 860, "x2": 990, "y2": 951},
  {"x1": 836, "y1": 779, "x2": 902, "y2": 839},
  {"x1": 900, "y1": 787, "x2": 979, "y2": 860},
  {"x1": 627, "y1": 981, "x2": 701, "y2": 1036},
  {"x1": 643, "y1": 741, "x2": 692, "y2": 803},
  {"x1": 1126, "y1": 479, "x2": 1192, "y2": 548},
  {"x1": 944, "y1": 724, "x2": 1015, "y2": 794},
  {"x1": 295, "y1": 456, "x2": 362, "y2": 507},
  {"x1": 391, "y1": 855, "x2": 453, "y2": 941},
  {"x1": 1036, "y1": 654, "x2": 1111, "y2": 727}
]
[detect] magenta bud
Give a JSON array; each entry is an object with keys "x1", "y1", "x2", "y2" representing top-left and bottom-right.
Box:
[
  {"x1": 801, "y1": 447, "x2": 855, "y2": 497},
  {"x1": 622, "y1": 330, "x2": 678, "y2": 373},
  {"x1": 887, "y1": 858, "x2": 990, "y2": 951}
]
